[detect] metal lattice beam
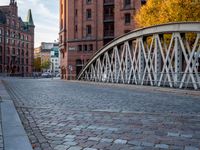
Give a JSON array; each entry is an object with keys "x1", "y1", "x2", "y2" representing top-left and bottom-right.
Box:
[{"x1": 78, "y1": 22, "x2": 200, "y2": 90}]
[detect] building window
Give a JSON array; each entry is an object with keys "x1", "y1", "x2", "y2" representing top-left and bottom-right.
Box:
[
  {"x1": 75, "y1": 9, "x2": 78, "y2": 16},
  {"x1": 83, "y1": 45, "x2": 87, "y2": 51},
  {"x1": 21, "y1": 49, "x2": 24, "y2": 55},
  {"x1": 7, "y1": 47, "x2": 10, "y2": 54},
  {"x1": 89, "y1": 44, "x2": 93, "y2": 51},
  {"x1": 0, "y1": 46, "x2": 2, "y2": 55},
  {"x1": 75, "y1": 25, "x2": 78, "y2": 32},
  {"x1": 12, "y1": 48, "x2": 15, "y2": 55},
  {"x1": 86, "y1": 25, "x2": 92, "y2": 37},
  {"x1": 76, "y1": 59, "x2": 82, "y2": 65},
  {"x1": 86, "y1": 9, "x2": 92, "y2": 20},
  {"x1": 21, "y1": 58, "x2": 24, "y2": 65},
  {"x1": 125, "y1": 13, "x2": 131, "y2": 24},
  {"x1": 60, "y1": 35, "x2": 62, "y2": 43},
  {"x1": 0, "y1": 29, "x2": 2, "y2": 35},
  {"x1": 12, "y1": 40, "x2": 15, "y2": 45},
  {"x1": 141, "y1": 0, "x2": 146, "y2": 5},
  {"x1": 0, "y1": 37, "x2": 2, "y2": 43},
  {"x1": 104, "y1": 23, "x2": 114, "y2": 37},
  {"x1": 6, "y1": 38, "x2": 9, "y2": 44},
  {"x1": 86, "y1": 0, "x2": 92, "y2": 4},
  {"x1": 104, "y1": 6, "x2": 114, "y2": 20},
  {"x1": 78, "y1": 45, "x2": 82, "y2": 51},
  {"x1": 124, "y1": 0, "x2": 131, "y2": 8},
  {"x1": 6, "y1": 30, "x2": 9, "y2": 36}
]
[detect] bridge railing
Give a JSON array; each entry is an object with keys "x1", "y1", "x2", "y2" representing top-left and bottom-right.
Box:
[{"x1": 78, "y1": 22, "x2": 200, "y2": 90}]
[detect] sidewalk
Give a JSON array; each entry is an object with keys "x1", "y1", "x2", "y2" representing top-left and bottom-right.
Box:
[
  {"x1": 0, "y1": 80, "x2": 33, "y2": 150},
  {"x1": 72, "y1": 80, "x2": 200, "y2": 97}
]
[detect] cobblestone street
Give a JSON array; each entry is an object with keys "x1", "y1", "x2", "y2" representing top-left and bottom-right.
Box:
[{"x1": 3, "y1": 79, "x2": 200, "y2": 150}]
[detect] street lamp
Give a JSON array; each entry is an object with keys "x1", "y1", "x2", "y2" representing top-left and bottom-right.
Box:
[{"x1": 68, "y1": 64, "x2": 73, "y2": 80}]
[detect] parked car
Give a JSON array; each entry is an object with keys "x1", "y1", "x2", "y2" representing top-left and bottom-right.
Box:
[
  {"x1": 56, "y1": 73, "x2": 60, "y2": 77},
  {"x1": 41, "y1": 72, "x2": 52, "y2": 78}
]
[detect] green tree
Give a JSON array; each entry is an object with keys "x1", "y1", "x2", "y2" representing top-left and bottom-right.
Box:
[
  {"x1": 135, "y1": 0, "x2": 200, "y2": 28},
  {"x1": 33, "y1": 57, "x2": 41, "y2": 72},
  {"x1": 41, "y1": 60, "x2": 51, "y2": 70}
]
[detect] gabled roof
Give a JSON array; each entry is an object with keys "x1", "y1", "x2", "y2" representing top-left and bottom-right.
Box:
[{"x1": 26, "y1": 9, "x2": 34, "y2": 26}]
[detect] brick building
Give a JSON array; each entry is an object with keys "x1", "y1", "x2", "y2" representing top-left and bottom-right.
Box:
[
  {"x1": 0, "y1": 0, "x2": 34, "y2": 76},
  {"x1": 59, "y1": 0, "x2": 146, "y2": 79}
]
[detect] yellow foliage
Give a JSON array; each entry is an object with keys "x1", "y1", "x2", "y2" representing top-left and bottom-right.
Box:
[{"x1": 135, "y1": 0, "x2": 200, "y2": 28}]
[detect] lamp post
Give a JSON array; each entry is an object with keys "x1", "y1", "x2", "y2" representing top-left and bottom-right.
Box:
[{"x1": 68, "y1": 64, "x2": 73, "y2": 80}]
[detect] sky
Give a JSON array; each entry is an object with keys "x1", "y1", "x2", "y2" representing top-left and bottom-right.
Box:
[{"x1": 0, "y1": 0, "x2": 59, "y2": 48}]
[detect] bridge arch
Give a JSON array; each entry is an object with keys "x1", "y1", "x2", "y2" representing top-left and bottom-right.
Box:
[{"x1": 78, "y1": 22, "x2": 200, "y2": 89}]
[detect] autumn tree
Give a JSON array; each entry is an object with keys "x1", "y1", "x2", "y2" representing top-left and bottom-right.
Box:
[
  {"x1": 135, "y1": 0, "x2": 200, "y2": 28},
  {"x1": 41, "y1": 60, "x2": 51, "y2": 70},
  {"x1": 33, "y1": 57, "x2": 41, "y2": 72}
]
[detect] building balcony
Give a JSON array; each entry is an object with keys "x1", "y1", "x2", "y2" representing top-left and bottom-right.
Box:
[{"x1": 104, "y1": 0, "x2": 114, "y2": 5}]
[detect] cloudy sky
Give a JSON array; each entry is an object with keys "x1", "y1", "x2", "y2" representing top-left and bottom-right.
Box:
[{"x1": 0, "y1": 0, "x2": 59, "y2": 48}]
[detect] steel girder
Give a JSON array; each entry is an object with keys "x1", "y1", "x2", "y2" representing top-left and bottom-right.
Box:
[{"x1": 78, "y1": 22, "x2": 200, "y2": 89}]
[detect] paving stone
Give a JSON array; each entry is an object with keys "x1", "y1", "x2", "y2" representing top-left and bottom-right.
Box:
[
  {"x1": 65, "y1": 135, "x2": 76, "y2": 139},
  {"x1": 54, "y1": 145, "x2": 69, "y2": 150},
  {"x1": 96, "y1": 126, "x2": 107, "y2": 130},
  {"x1": 94, "y1": 142, "x2": 111, "y2": 149},
  {"x1": 184, "y1": 146, "x2": 199, "y2": 150},
  {"x1": 141, "y1": 141, "x2": 154, "y2": 147},
  {"x1": 72, "y1": 128, "x2": 81, "y2": 131},
  {"x1": 114, "y1": 139, "x2": 127, "y2": 144},
  {"x1": 88, "y1": 137, "x2": 101, "y2": 141},
  {"x1": 46, "y1": 133, "x2": 57, "y2": 137},
  {"x1": 83, "y1": 148, "x2": 98, "y2": 150},
  {"x1": 167, "y1": 132, "x2": 180, "y2": 137},
  {"x1": 68, "y1": 146, "x2": 82, "y2": 150},
  {"x1": 63, "y1": 141, "x2": 77, "y2": 146},
  {"x1": 131, "y1": 146, "x2": 143, "y2": 150},
  {"x1": 87, "y1": 126, "x2": 97, "y2": 130},
  {"x1": 128, "y1": 140, "x2": 141, "y2": 146},
  {"x1": 56, "y1": 134, "x2": 66, "y2": 138},
  {"x1": 181, "y1": 134, "x2": 193, "y2": 138},
  {"x1": 63, "y1": 138, "x2": 75, "y2": 142},
  {"x1": 100, "y1": 138, "x2": 113, "y2": 143},
  {"x1": 107, "y1": 127, "x2": 118, "y2": 132},
  {"x1": 155, "y1": 144, "x2": 169, "y2": 149}
]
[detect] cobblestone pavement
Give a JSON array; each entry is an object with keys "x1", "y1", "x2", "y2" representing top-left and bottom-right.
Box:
[{"x1": 3, "y1": 79, "x2": 200, "y2": 150}]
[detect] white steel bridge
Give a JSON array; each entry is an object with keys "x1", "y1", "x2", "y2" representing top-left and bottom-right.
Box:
[{"x1": 77, "y1": 22, "x2": 200, "y2": 90}]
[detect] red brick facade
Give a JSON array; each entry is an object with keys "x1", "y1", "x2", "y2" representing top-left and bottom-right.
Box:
[
  {"x1": 59, "y1": 0, "x2": 145, "y2": 80},
  {"x1": 0, "y1": 0, "x2": 34, "y2": 76}
]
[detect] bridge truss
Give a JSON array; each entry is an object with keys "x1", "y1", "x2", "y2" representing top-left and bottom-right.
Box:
[{"x1": 78, "y1": 22, "x2": 200, "y2": 89}]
